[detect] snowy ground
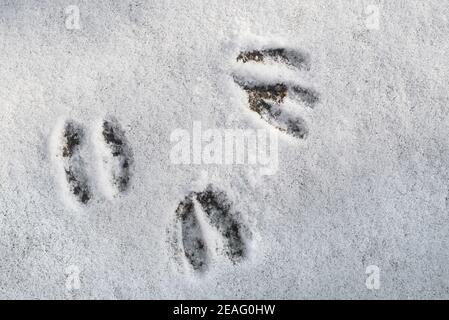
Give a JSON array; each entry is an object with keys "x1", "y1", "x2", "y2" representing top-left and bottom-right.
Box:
[{"x1": 0, "y1": 0, "x2": 448, "y2": 299}]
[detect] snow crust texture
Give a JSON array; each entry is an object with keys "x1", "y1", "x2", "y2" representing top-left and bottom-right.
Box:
[{"x1": 0, "y1": 0, "x2": 448, "y2": 299}]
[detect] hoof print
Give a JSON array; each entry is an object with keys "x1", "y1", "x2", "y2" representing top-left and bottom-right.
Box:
[
  {"x1": 172, "y1": 185, "x2": 249, "y2": 273},
  {"x1": 234, "y1": 46, "x2": 319, "y2": 139},
  {"x1": 176, "y1": 196, "x2": 209, "y2": 272},
  {"x1": 101, "y1": 118, "x2": 133, "y2": 193},
  {"x1": 60, "y1": 121, "x2": 91, "y2": 204}
]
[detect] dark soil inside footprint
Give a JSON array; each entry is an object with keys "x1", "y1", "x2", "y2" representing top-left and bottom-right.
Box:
[
  {"x1": 103, "y1": 121, "x2": 124, "y2": 154},
  {"x1": 196, "y1": 186, "x2": 247, "y2": 262},
  {"x1": 65, "y1": 169, "x2": 91, "y2": 204},
  {"x1": 237, "y1": 48, "x2": 310, "y2": 70},
  {"x1": 234, "y1": 82, "x2": 309, "y2": 139},
  {"x1": 290, "y1": 86, "x2": 320, "y2": 107},
  {"x1": 285, "y1": 117, "x2": 309, "y2": 139},
  {"x1": 234, "y1": 46, "x2": 318, "y2": 139},
  {"x1": 176, "y1": 196, "x2": 208, "y2": 272},
  {"x1": 237, "y1": 50, "x2": 265, "y2": 63},
  {"x1": 61, "y1": 121, "x2": 91, "y2": 204},
  {"x1": 102, "y1": 119, "x2": 132, "y2": 192},
  {"x1": 243, "y1": 83, "x2": 288, "y2": 114},
  {"x1": 62, "y1": 122, "x2": 82, "y2": 158}
]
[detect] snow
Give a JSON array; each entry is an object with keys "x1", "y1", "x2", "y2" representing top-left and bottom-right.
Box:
[{"x1": 0, "y1": 0, "x2": 449, "y2": 299}]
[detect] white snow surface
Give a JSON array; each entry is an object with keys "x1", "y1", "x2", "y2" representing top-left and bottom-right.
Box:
[{"x1": 0, "y1": 0, "x2": 449, "y2": 299}]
